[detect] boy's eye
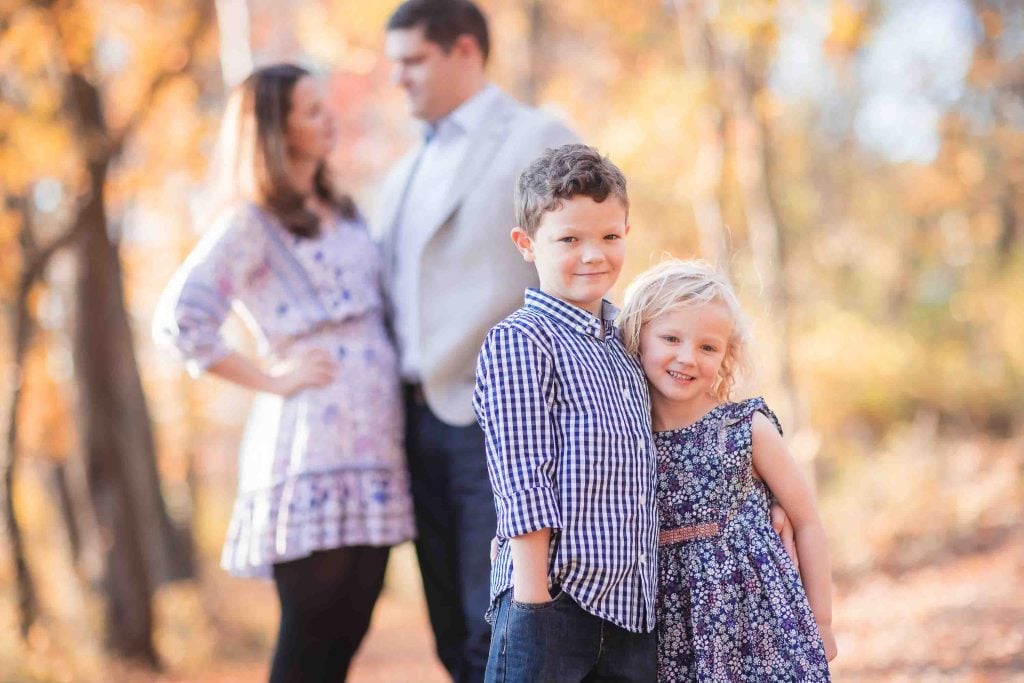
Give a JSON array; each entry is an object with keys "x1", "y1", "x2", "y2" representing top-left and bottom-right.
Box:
[{"x1": 604, "y1": 234, "x2": 621, "y2": 240}]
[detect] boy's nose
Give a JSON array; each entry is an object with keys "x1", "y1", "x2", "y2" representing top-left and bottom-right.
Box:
[{"x1": 580, "y1": 244, "x2": 605, "y2": 263}]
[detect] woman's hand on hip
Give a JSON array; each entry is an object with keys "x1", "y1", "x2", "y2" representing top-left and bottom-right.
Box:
[{"x1": 270, "y1": 349, "x2": 338, "y2": 395}]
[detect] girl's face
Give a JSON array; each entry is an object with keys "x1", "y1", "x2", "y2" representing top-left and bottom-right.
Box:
[
  {"x1": 285, "y1": 76, "x2": 336, "y2": 162},
  {"x1": 638, "y1": 301, "x2": 733, "y2": 410}
]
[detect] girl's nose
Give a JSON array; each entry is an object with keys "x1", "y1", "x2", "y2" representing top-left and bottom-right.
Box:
[{"x1": 675, "y1": 344, "x2": 695, "y2": 364}]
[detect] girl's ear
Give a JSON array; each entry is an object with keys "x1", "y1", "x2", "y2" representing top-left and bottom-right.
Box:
[{"x1": 510, "y1": 227, "x2": 535, "y2": 262}]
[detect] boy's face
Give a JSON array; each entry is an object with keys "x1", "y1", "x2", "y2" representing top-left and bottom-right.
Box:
[
  {"x1": 639, "y1": 302, "x2": 732, "y2": 409},
  {"x1": 512, "y1": 196, "x2": 629, "y2": 316}
]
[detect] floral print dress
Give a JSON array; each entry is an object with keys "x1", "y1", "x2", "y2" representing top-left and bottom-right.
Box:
[
  {"x1": 154, "y1": 202, "x2": 415, "y2": 578},
  {"x1": 654, "y1": 398, "x2": 830, "y2": 681}
]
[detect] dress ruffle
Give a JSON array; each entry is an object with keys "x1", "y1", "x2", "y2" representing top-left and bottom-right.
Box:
[{"x1": 221, "y1": 466, "x2": 416, "y2": 579}]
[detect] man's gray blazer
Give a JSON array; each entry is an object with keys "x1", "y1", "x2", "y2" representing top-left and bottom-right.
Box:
[{"x1": 375, "y1": 88, "x2": 579, "y2": 426}]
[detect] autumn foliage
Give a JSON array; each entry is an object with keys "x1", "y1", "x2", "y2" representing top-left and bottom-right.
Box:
[{"x1": 1, "y1": 0, "x2": 1022, "y2": 680}]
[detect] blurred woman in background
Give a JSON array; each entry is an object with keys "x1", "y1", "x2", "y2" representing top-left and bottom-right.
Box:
[{"x1": 153, "y1": 63, "x2": 415, "y2": 682}]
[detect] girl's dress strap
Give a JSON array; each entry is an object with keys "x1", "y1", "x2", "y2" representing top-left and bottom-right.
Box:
[{"x1": 727, "y1": 396, "x2": 784, "y2": 437}]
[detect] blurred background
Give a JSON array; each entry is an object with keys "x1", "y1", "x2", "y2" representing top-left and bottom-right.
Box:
[{"x1": 1, "y1": 0, "x2": 1022, "y2": 680}]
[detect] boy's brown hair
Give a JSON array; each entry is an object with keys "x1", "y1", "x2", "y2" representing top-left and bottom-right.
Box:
[{"x1": 515, "y1": 143, "x2": 629, "y2": 236}]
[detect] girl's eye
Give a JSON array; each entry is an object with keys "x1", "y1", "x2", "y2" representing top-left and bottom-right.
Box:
[
  {"x1": 662, "y1": 335, "x2": 679, "y2": 343},
  {"x1": 701, "y1": 344, "x2": 718, "y2": 353},
  {"x1": 559, "y1": 236, "x2": 577, "y2": 243}
]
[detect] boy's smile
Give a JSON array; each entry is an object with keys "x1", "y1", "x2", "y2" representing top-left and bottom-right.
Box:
[
  {"x1": 639, "y1": 301, "x2": 733, "y2": 427},
  {"x1": 511, "y1": 195, "x2": 629, "y2": 316}
]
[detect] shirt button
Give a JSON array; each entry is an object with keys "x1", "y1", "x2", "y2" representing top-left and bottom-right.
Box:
[
  {"x1": 636, "y1": 437, "x2": 645, "y2": 450},
  {"x1": 639, "y1": 553, "x2": 647, "y2": 565}
]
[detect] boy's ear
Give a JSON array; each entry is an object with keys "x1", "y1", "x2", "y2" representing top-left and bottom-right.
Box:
[
  {"x1": 624, "y1": 222, "x2": 631, "y2": 237},
  {"x1": 510, "y1": 227, "x2": 535, "y2": 262}
]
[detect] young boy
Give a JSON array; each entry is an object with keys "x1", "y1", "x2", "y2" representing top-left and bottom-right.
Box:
[{"x1": 473, "y1": 144, "x2": 658, "y2": 682}]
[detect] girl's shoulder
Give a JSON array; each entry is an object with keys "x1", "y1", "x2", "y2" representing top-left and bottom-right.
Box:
[{"x1": 722, "y1": 397, "x2": 783, "y2": 437}]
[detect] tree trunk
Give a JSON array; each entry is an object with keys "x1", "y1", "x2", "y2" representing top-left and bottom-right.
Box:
[
  {"x1": 674, "y1": 0, "x2": 730, "y2": 268},
  {"x1": 520, "y1": 0, "x2": 548, "y2": 106},
  {"x1": 718, "y1": 43, "x2": 819, "y2": 469},
  {"x1": 1, "y1": 277, "x2": 41, "y2": 638},
  {"x1": 67, "y1": 71, "x2": 193, "y2": 665},
  {"x1": 72, "y1": 163, "x2": 159, "y2": 664}
]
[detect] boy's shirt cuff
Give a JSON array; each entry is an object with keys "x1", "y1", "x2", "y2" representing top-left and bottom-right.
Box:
[{"x1": 495, "y1": 486, "x2": 562, "y2": 538}]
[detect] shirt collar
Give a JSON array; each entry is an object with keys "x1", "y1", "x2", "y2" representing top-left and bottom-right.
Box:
[
  {"x1": 524, "y1": 288, "x2": 619, "y2": 340},
  {"x1": 426, "y1": 83, "x2": 499, "y2": 140}
]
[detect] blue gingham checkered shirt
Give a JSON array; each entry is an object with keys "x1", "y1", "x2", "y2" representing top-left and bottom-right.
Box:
[{"x1": 473, "y1": 289, "x2": 659, "y2": 633}]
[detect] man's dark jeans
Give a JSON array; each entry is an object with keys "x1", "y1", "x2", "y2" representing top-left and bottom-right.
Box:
[
  {"x1": 405, "y1": 387, "x2": 495, "y2": 683},
  {"x1": 485, "y1": 589, "x2": 658, "y2": 683}
]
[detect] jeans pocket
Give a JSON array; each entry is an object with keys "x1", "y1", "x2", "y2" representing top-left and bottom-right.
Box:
[{"x1": 510, "y1": 589, "x2": 566, "y2": 612}]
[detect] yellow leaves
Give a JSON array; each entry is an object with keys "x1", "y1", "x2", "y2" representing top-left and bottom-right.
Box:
[
  {"x1": 53, "y1": 0, "x2": 96, "y2": 72},
  {"x1": 714, "y1": 1, "x2": 779, "y2": 47},
  {"x1": 318, "y1": 0, "x2": 396, "y2": 48},
  {"x1": 901, "y1": 164, "x2": 966, "y2": 216},
  {"x1": 798, "y1": 307, "x2": 921, "y2": 430},
  {"x1": 0, "y1": 210, "x2": 25, "y2": 293},
  {"x1": 824, "y1": 0, "x2": 867, "y2": 56},
  {"x1": 296, "y1": 3, "x2": 348, "y2": 65},
  {"x1": 954, "y1": 149, "x2": 986, "y2": 188},
  {"x1": 0, "y1": 7, "x2": 58, "y2": 74},
  {"x1": 18, "y1": 298, "x2": 77, "y2": 460},
  {"x1": 0, "y1": 111, "x2": 79, "y2": 194}
]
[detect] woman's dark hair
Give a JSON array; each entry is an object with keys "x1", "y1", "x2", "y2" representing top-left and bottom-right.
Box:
[{"x1": 231, "y1": 63, "x2": 356, "y2": 238}]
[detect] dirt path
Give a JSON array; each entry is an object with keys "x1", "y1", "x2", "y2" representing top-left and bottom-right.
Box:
[{"x1": 97, "y1": 530, "x2": 1024, "y2": 682}]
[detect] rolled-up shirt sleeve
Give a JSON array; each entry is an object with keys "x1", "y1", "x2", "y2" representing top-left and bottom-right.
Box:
[
  {"x1": 152, "y1": 208, "x2": 256, "y2": 377},
  {"x1": 474, "y1": 325, "x2": 561, "y2": 539}
]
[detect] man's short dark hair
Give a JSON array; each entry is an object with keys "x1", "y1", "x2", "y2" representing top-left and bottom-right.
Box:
[
  {"x1": 516, "y1": 144, "x2": 630, "y2": 237},
  {"x1": 387, "y1": 0, "x2": 490, "y2": 63}
]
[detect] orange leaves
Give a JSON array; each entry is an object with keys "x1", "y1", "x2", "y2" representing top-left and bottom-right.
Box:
[
  {"x1": 824, "y1": 0, "x2": 868, "y2": 57},
  {"x1": 0, "y1": 7, "x2": 58, "y2": 74},
  {"x1": 53, "y1": 0, "x2": 96, "y2": 72},
  {"x1": 0, "y1": 114, "x2": 79, "y2": 194}
]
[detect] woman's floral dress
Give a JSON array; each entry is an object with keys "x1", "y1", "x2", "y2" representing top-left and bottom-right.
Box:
[
  {"x1": 654, "y1": 398, "x2": 830, "y2": 681},
  {"x1": 154, "y1": 202, "x2": 415, "y2": 578}
]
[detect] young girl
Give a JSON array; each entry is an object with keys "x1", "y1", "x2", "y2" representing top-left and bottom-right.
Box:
[{"x1": 619, "y1": 260, "x2": 837, "y2": 681}]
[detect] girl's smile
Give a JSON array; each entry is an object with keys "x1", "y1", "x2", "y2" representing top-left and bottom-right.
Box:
[{"x1": 639, "y1": 300, "x2": 734, "y2": 430}]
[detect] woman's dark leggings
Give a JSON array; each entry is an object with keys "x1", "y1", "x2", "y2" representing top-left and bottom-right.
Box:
[{"x1": 269, "y1": 545, "x2": 390, "y2": 683}]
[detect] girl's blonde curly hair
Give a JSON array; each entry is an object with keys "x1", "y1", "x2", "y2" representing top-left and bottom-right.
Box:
[{"x1": 619, "y1": 259, "x2": 752, "y2": 402}]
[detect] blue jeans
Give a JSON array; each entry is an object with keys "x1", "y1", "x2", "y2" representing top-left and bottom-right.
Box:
[
  {"x1": 405, "y1": 387, "x2": 495, "y2": 683},
  {"x1": 485, "y1": 589, "x2": 657, "y2": 683}
]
